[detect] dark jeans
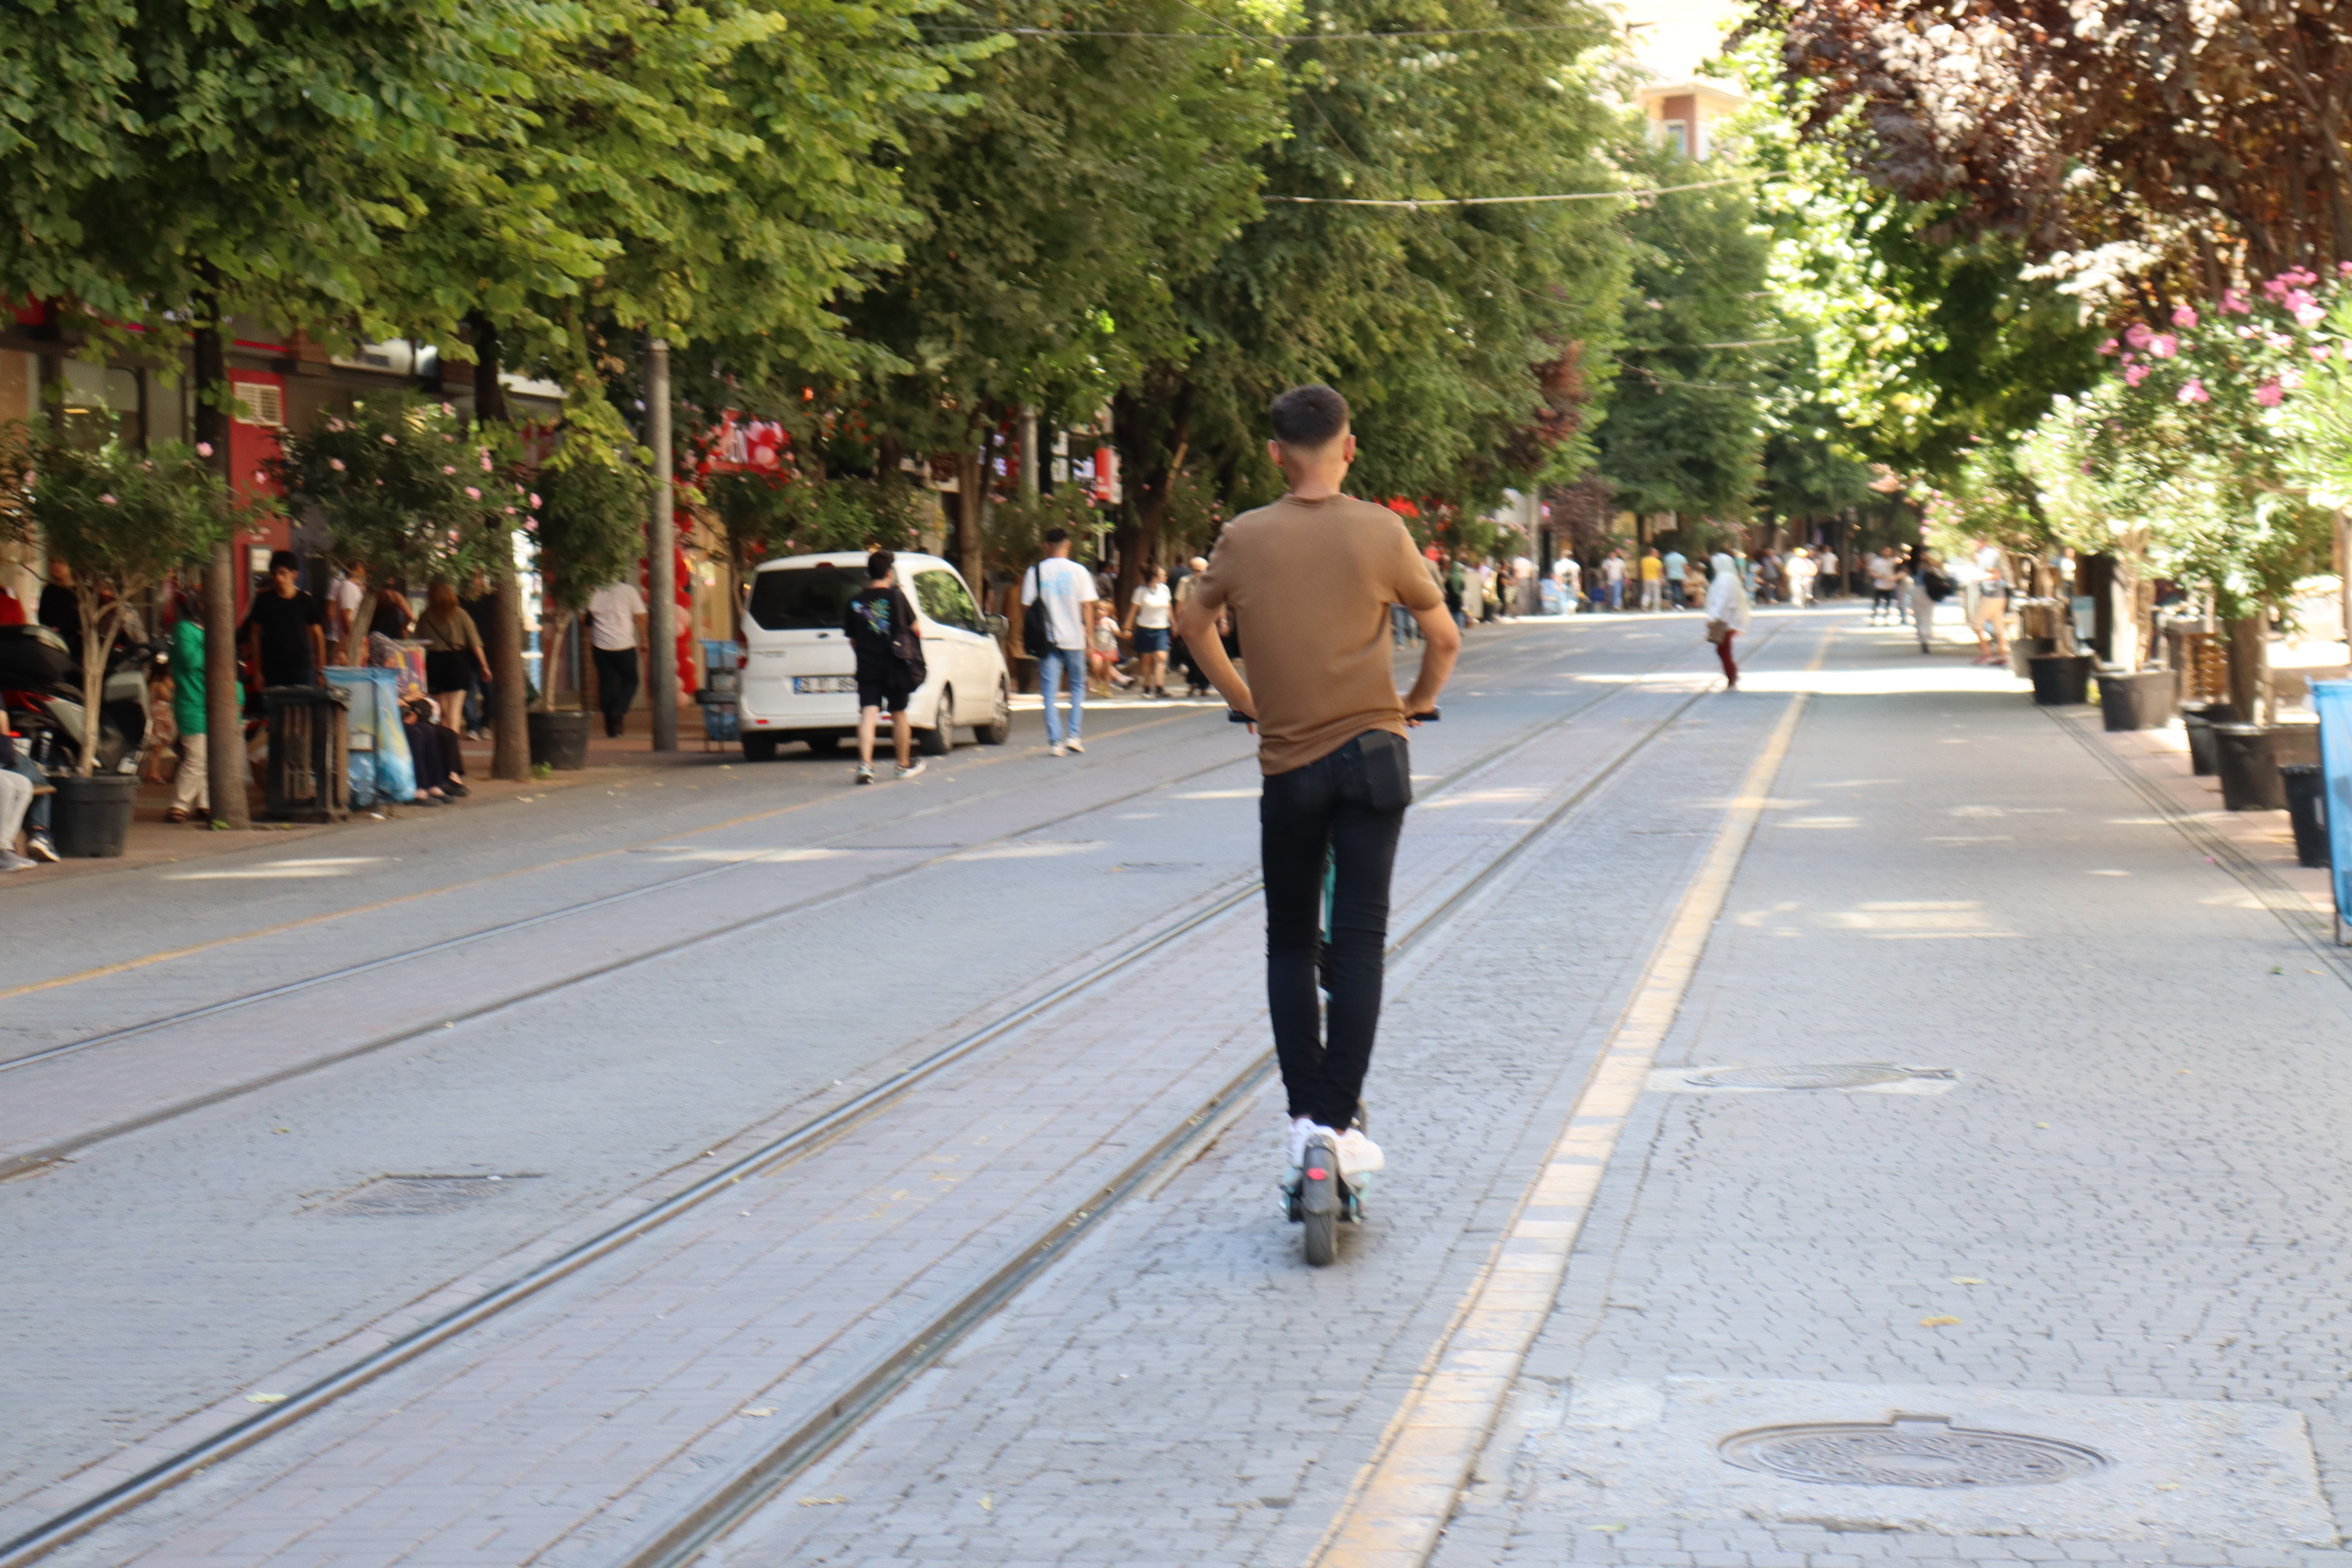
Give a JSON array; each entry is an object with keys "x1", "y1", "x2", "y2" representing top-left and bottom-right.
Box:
[
  {"x1": 1259, "y1": 730, "x2": 1412, "y2": 1130},
  {"x1": 593, "y1": 646, "x2": 639, "y2": 737}
]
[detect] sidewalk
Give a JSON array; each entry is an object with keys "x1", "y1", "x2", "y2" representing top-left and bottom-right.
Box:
[
  {"x1": 1440, "y1": 621, "x2": 2352, "y2": 1566},
  {"x1": 10, "y1": 710, "x2": 717, "y2": 886}
]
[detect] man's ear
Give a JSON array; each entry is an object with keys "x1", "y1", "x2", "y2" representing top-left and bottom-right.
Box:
[
  {"x1": 1341, "y1": 432, "x2": 1357, "y2": 465},
  {"x1": 1266, "y1": 439, "x2": 1286, "y2": 471}
]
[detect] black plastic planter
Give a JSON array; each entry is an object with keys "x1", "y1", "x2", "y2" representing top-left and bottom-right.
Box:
[
  {"x1": 528, "y1": 710, "x2": 591, "y2": 771},
  {"x1": 2281, "y1": 763, "x2": 2330, "y2": 867},
  {"x1": 2216, "y1": 724, "x2": 2296, "y2": 810},
  {"x1": 2029, "y1": 653, "x2": 2094, "y2": 706},
  {"x1": 2096, "y1": 668, "x2": 2177, "y2": 732},
  {"x1": 51, "y1": 774, "x2": 137, "y2": 857}
]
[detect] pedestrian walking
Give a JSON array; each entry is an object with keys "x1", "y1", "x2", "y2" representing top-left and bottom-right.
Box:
[
  {"x1": 1443, "y1": 555, "x2": 1468, "y2": 629},
  {"x1": 1662, "y1": 546, "x2": 1687, "y2": 608},
  {"x1": 1020, "y1": 526, "x2": 1095, "y2": 755},
  {"x1": 1173, "y1": 555, "x2": 1213, "y2": 695},
  {"x1": 1122, "y1": 564, "x2": 1174, "y2": 696},
  {"x1": 418, "y1": 583, "x2": 490, "y2": 766},
  {"x1": 1175, "y1": 384, "x2": 1461, "y2": 1236},
  {"x1": 1863, "y1": 552, "x2": 1900, "y2": 625},
  {"x1": 1682, "y1": 553, "x2": 1707, "y2": 610},
  {"x1": 843, "y1": 550, "x2": 927, "y2": 783},
  {"x1": 1817, "y1": 545, "x2": 1840, "y2": 599},
  {"x1": 1602, "y1": 548, "x2": 1626, "y2": 610},
  {"x1": 166, "y1": 587, "x2": 208, "y2": 823},
  {"x1": 584, "y1": 577, "x2": 647, "y2": 738},
  {"x1": 1909, "y1": 544, "x2": 1945, "y2": 651},
  {"x1": 1788, "y1": 546, "x2": 1817, "y2": 609},
  {"x1": 327, "y1": 563, "x2": 367, "y2": 659},
  {"x1": 1704, "y1": 550, "x2": 1751, "y2": 688},
  {"x1": 1640, "y1": 547, "x2": 1665, "y2": 611},
  {"x1": 1554, "y1": 554, "x2": 1581, "y2": 615},
  {"x1": 1970, "y1": 547, "x2": 2009, "y2": 664}
]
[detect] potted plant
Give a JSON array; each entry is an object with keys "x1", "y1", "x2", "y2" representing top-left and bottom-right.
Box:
[
  {"x1": 531, "y1": 427, "x2": 649, "y2": 769},
  {"x1": 12, "y1": 430, "x2": 242, "y2": 853}
]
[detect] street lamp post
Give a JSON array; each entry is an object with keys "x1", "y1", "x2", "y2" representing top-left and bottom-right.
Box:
[{"x1": 646, "y1": 337, "x2": 677, "y2": 753}]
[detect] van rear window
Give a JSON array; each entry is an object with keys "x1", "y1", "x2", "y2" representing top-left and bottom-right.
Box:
[{"x1": 746, "y1": 566, "x2": 862, "y2": 631}]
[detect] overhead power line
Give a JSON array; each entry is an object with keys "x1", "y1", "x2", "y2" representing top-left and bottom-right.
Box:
[
  {"x1": 1259, "y1": 173, "x2": 1765, "y2": 207},
  {"x1": 923, "y1": 21, "x2": 1600, "y2": 38}
]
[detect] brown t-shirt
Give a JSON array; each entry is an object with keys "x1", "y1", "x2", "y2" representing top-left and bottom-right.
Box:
[{"x1": 1191, "y1": 493, "x2": 1443, "y2": 775}]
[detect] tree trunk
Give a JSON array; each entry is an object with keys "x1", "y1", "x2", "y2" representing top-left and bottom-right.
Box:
[
  {"x1": 1111, "y1": 384, "x2": 1190, "y2": 619},
  {"x1": 73, "y1": 590, "x2": 109, "y2": 776},
  {"x1": 953, "y1": 448, "x2": 986, "y2": 592},
  {"x1": 2227, "y1": 611, "x2": 2269, "y2": 726},
  {"x1": 472, "y1": 313, "x2": 530, "y2": 781},
  {"x1": 194, "y1": 287, "x2": 249, "y2": 828},
  {"x1": 538, "y1": 607, "x2": 574, "y2": 711}
]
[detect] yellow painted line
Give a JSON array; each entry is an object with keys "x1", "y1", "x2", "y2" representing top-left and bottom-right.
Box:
[
  {"x1": 1309, "y1": 628, "x2": 1831, "y2": 1568},
  {"x1": 0, "y1": 708, "x2": 1199, "y2": 1005}
]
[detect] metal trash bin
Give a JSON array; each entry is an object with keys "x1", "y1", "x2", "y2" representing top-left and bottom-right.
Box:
[
  {"x1": 2281, "y1": 764, "x2": 2330, "y2": 868},
  {"x1": 263, "y1": 685, "x2": 349, "y2": 822}
]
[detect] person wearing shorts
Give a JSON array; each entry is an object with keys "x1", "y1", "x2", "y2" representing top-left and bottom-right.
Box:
[
  {"x1": 842, "y1": 551, "x2": 926, "y2": 784},
  {"x1": 1123, "y1": 564, "x2": 1174, "y2": 697}
]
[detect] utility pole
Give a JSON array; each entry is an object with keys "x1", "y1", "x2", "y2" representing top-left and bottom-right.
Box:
[
  {"x1": 194, "y1": 287, "x2": 249, "y2": 829},
  {"x1": 646, "y1": 337, "x2": 677, "y2": 752},
  {"x1": 1019, "y1": 405, "x2": 1039, "y2": 502}
]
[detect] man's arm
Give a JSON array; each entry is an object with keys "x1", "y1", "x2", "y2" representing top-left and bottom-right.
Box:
[
  {"x1": 1401, "y1": 602, "x2": 1461, "y2": 719},
  {"x1": 1176, "y1": 590, "x2": 1250, "y2": 719}
]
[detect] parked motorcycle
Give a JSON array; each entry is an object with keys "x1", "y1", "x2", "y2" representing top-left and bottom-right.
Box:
[{"x1": 0, "y1": 623, "x2": 161, "y2": 777}]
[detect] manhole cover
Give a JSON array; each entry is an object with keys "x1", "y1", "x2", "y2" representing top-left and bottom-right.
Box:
[
  {"x1": 319, "y1": 1175, "x2": 529, "y2": 1216},
  {"x1": 1688, "y1": 1064, "x2": 1916, "y2": 1091},
  {"x1": 1719, "y1": 1415, "x2": 2107, "y2": 1488}
]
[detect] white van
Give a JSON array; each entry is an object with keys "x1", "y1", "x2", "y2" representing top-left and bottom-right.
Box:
[{"x1": 737, "y1": 551, "x2": 1013, "y2": 759}]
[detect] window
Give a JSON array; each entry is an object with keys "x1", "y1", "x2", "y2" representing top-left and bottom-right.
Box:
[
  {"x1": 746, "y1": 564, "x2": 863, "y2": 631},
  {"x1": 233, "y1": 381, "x2": 285, "y2": 427},
  {"x1": 61, "y1": 359, "x2": 142, "y2": 449},
  {"x1": 913, "y1": 569, "x2": 979, "y2": 631}
]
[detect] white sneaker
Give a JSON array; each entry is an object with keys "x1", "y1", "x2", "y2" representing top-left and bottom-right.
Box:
[
  {"x1": 897, "y1": 759, "x2": 927, "y2": 781},
  {"x1": 1334, "y1": 1127, "x2": 1384, "y2": 1179},
  {"x1": 0, "y1": 850, "x2": 34, "y2": 873},
  {"x1": 1064, "y1": 736, "x2": 1084, "y2": 754},
  {"x1": 1049, "y1": 743, "x2": 1065, "y2": 757},
  {"x1": 1286, "y1": 1116, "x2": 1330, "y2": 1169}
]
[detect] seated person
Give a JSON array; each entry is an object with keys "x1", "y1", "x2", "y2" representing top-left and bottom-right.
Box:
[{"x1": 399, "y1": 698, "x2": 468, "y2": 802}]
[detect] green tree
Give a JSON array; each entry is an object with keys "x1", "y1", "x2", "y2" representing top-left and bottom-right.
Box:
[
  {"x1": 1156, "y1": 0, "x2": 1631, "y2": 559},
  {"x1": 15, "y1": 434, "x2": 244, "y2": 773},
  {"x1": 0, "y1": 0, "x2": 563, "y2": 820},
  {"x1": 1593, "y1": 143, "x2": 1776, "y2": 519},
  {"x1": 275, "y1": 393, "x2": 518, "y2": 657},
  {"x1": 1734, "y1": 35, "x2": 2103, "y2": 478}
]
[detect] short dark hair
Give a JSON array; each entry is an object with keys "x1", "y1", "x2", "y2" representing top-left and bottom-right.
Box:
[
  {"x1": 866, "y1": 550, "x2": 895, "y2": 581},
  {"x1": 1042, "y1": 526, "x2": 1070, "y2": 546},
  {"x1": 1269, "y1": 384, "x2": 1349, "y2": 448},
  {"x1": 268, "y1": 549, "x2": 298, "y2": 574}
]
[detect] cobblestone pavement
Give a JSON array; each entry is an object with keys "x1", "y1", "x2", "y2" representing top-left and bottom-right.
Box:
[
  {"x1": 24, "y1": 609, "x2": 2343, "y2": 1568},
  {"x1": 2, "y1": 616, "x2": 1706, "y2": 1556},
  {"x1": 1434, "y1": 621, "x2": 2352, "y2": 1568}
]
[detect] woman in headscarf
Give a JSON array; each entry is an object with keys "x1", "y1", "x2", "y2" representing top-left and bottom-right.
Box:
[{"x1": 1703, "y1": 551, "x2": 1751, "y2": 688}]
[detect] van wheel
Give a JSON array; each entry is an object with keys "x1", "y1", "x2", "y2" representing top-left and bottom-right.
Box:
[
  {"x1": 805, "y1": 734, "x2": 841, "y2": 756},
  {"x1": 742, "y1": 735, "x2": 778, "y2": 762},
  {"x1": 975, "y1": 680, "x2": 1011, "y2": 745},
  {"x1": 918, "y1": 688, "x2": 953, "y2": 755}
]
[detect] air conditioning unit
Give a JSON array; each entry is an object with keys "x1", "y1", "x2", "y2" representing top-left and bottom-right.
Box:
[{"x1": 233, "y1": 381, "x2": 285, "y2": 427}]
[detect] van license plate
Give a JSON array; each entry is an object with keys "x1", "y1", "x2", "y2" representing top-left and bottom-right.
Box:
[{"x1": 793, "y1": 675, "x2": 858, "y2": 693}]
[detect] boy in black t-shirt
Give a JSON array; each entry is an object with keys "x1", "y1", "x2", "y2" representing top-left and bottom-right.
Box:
[
  {"x1": 241, "y1": 550, "x2": 327, "y2": 690},
  {"x1": 840, "y1": 551, "x2": 926, "y2": 785}
]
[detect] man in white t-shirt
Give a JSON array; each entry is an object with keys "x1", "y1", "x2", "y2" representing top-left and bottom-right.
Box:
[
  {"x1": 1020, "y1": 527, "x2": 1097, "y2": 755},
  {"x1": 1601, "y1": 549, "x2": 1627, "y2": 611},
  {"x1": 585, "y1": 579, "x2": 648, "y2": 737},
  {"x1": 326, "y1": 564, "x2": 367, "y2": 660},
  {"x1": 1865, "y1": 550, "x2": 1897, "y2": 624}
]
